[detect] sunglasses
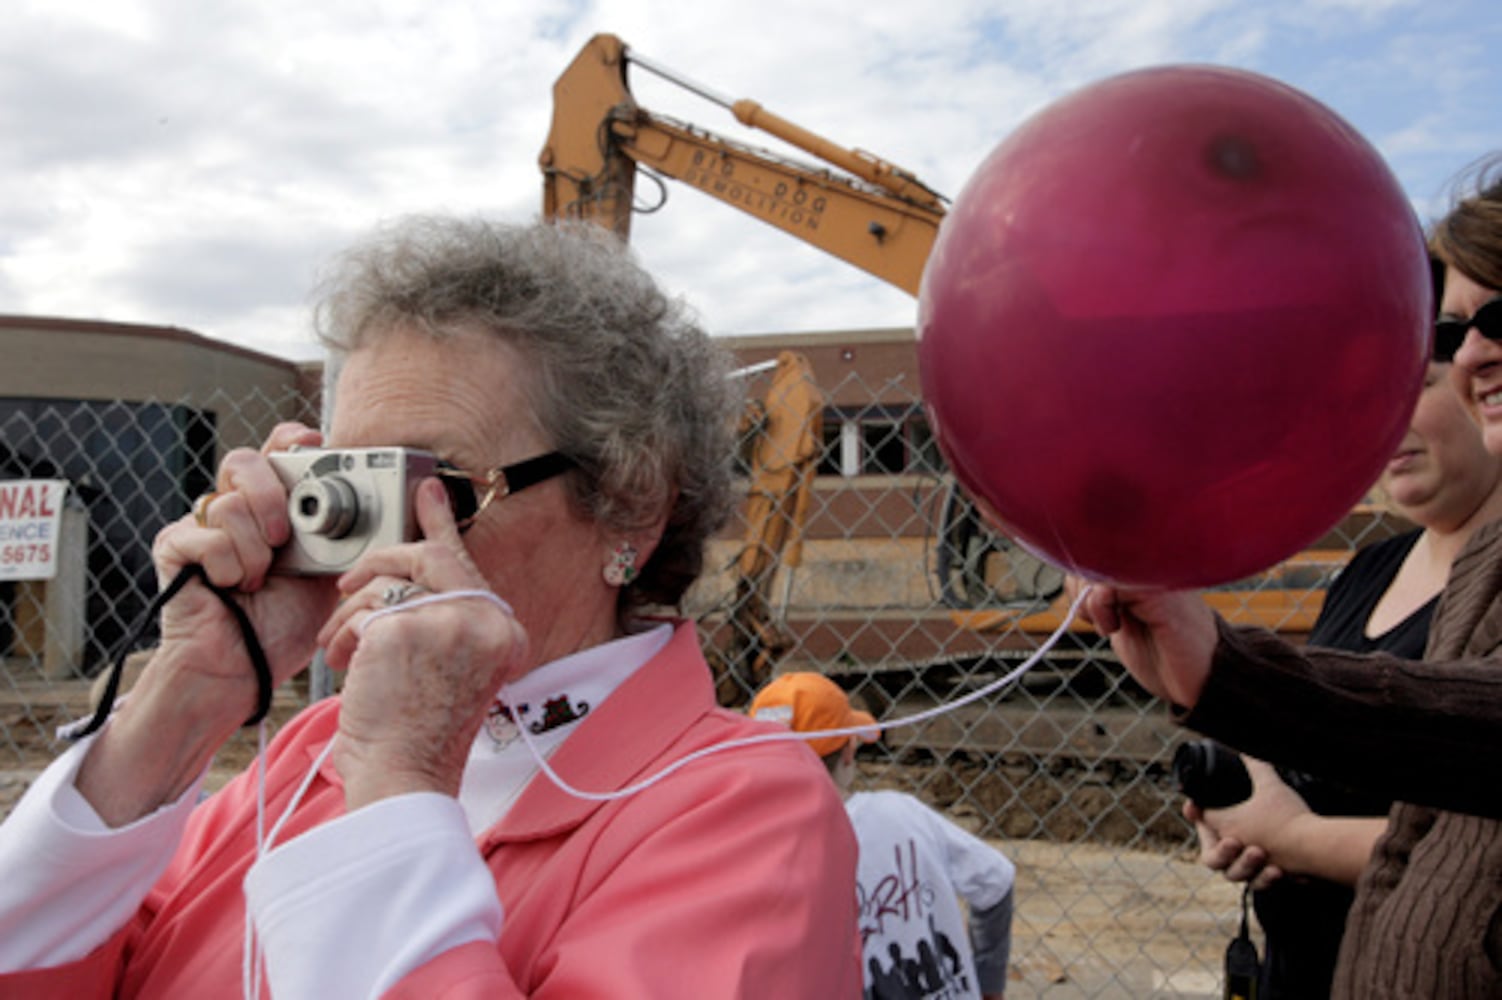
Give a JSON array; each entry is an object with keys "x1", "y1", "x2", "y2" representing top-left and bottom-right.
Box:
[
  {"x1": 1434, "y1": 295, "x2": 1502, "y2": 363},
  {"x1": 434, "y1": 451, "x2": 575, "y2": 531}
]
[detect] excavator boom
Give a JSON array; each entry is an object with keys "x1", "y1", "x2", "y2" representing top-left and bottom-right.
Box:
[
  {"x1": 540, "y1": 34, "x2": 637, "y2": 236},
  {"x1": 540, "y1": 33, "x2": 945, "y2": 294}
]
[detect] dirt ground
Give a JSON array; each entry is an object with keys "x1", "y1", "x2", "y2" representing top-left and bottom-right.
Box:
[
  {"x1": 992, "y1": 839, "x2": 1244, "y2": 998},
  {"x1": 1, "y1": 691, "x2": 1245, "y2": 999}
]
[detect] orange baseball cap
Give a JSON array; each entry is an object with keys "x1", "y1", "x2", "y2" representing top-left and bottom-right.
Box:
[{"x1": 749, "y1": 672, "x2": 881, "y2": 757}]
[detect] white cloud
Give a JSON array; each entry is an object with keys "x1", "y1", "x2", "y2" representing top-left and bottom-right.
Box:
[{"x1": 0, "y1": 0, "x2": 1496, "y2": 361}]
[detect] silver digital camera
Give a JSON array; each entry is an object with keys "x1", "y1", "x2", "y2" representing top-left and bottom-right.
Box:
[{"x1": 269, "y1": 447, "x2": 441, "y2": 575}]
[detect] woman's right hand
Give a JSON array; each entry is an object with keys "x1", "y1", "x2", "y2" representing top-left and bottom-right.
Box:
[
  {"x1": 76, "y1": 423, "x2": 341, "y2": 824},
  {"x1": 145, "y1": 422, "x2": 340, "y2": 727},
  {"x1": 1069, "y1": 580, "x2": 1219, "y2": 709}
]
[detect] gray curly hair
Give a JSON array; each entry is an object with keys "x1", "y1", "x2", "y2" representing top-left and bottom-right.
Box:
[{"x1": 314, "y1": 215, "x2": 742, "y2": 615}]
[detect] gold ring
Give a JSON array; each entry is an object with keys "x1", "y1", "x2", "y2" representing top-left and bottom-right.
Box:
[{"x1": 192, "y1": 491, "x2": 221, "y2": 528}]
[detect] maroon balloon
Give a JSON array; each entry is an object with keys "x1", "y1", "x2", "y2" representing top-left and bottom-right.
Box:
[{"x1": 917, "y1": 65, "x2": 1430, "y2": 588}]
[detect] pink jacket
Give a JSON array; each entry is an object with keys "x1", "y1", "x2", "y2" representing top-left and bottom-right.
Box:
[{"x1": 4, "y1": 622, "x2": 862, "y2": 998}]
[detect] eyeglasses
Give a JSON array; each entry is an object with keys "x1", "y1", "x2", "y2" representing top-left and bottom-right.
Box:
[
  {"x1": 434, "y1": 451, "x2": 575, "y2": 531},
  {"x1": 1434, "y1": 295, "x2": 1502, "y2": 363}
]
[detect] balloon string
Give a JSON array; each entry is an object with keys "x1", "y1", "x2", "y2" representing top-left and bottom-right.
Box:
[{"x1": 511, "y1": 585, "x2": 1094, "y2": 802}]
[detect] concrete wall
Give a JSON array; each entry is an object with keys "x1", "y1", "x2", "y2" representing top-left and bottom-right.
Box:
[{"x1": 0, "y1": 316, "x2": 319, "y2": 451}]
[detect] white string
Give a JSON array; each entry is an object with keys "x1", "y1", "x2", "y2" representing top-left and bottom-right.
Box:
[
  {"x1": 358, "y1": 589, "x2": 515, "y2": 635},
  {"x1": 243, "y1": 717, "x2": 338, "y2": 999},
  {"x1": 510, "y1": 585, "x2": 1093, "y2": 802},
  {"x1": 243, "y1": 721, "x2": 266, "y2": 1000}
]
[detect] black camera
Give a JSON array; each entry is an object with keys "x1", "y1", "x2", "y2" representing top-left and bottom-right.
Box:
[
  {"x1": 1174, "y1": 739, "x2": 1371, "y2": 817},
  {"x1": 1172, "y1": 739, "x2": 1254, "y2": 809}
]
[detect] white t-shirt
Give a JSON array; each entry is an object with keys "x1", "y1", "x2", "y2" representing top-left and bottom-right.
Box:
[{"x1": 846, "y1": 790, "x2": 1015, "y2": 1000}]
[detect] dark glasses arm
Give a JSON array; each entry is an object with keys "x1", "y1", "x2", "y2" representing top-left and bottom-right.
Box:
[{"x1": 500, "y1": 451, "x2": 576, "y2": 495}]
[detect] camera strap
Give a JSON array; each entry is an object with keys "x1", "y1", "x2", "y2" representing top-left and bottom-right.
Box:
[
  {"x1": 69, "y1": 563, "x2": 275, "y2": 740},
  {"x1": 1224, "y1": 883, "x2": 1261, "y2": 1000}
]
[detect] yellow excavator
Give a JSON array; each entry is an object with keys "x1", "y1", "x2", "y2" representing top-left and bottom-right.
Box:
[
  {"x1": 541, "y1": 33, "x2": 943, "y2": 292},
  {"x1": 539, "y1": 33, "x2": 1367, "y2": 700},
  {"x1": 712, "y1": 351, "x2": 823, "y2": 704}
]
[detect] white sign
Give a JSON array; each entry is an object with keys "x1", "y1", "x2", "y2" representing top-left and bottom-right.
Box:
[{"x1": 0, "y1": 479, "x2": 68, "y2": 581}]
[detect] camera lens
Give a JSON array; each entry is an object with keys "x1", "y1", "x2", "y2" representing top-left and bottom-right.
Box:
[
  {"x1": 1172, "y1": 740, "x2": 1253, "y2": 809},
  {"x1": 289, "y1": 476, "x2": 360, "y2": 539}
]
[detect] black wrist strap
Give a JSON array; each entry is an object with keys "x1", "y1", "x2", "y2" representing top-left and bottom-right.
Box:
[
  {"x1": 70, "y1": 564, "x2": 274, "y2": 740},
  {"x1": 1223, "y1": 883, "x2": 1261, "y2": 1000}
]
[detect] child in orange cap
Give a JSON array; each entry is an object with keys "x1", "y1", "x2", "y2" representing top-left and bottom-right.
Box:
[{"x1": 751, "y1": 673, "x2": 1015, "y2": 1000}]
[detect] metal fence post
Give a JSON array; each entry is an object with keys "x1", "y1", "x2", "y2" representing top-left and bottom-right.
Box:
[{"x1": 43, "y1": 502, "x2": 88, "y2": 680}]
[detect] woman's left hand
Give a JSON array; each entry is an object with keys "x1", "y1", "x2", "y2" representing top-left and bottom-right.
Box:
[
  {"x1": 1185, "y1": 800, "x2": 1285, "y2": 890},
  {"x1": 1199, "y1": 756, "x2": 1312, "y2": 877},
  {"x1": 318, "y1": 477, "x2": 531, "y2": 807}
]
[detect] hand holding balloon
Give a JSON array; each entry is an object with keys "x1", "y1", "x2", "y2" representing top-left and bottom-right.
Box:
[{"x1": 1069, "y1": 579, "x2": 1217, "y2": 708}]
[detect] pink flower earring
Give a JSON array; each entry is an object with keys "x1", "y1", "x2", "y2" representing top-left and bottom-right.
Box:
[{"x1": 604, "y1": 542, "x2": 639, "y2": 587}]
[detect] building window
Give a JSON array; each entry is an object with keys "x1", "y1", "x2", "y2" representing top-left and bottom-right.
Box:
[
  {"x1": 820, "y1": 405, "x2": 944, "y2": 477},
  {"x1": 906, "y1": 415, "x2": 944, "y2": 476},
  {"x1": 863, "y1": 419, "x2": 907, "y2": 475},
  {"x1": 818, "y1": 421, "x2": 845, "y2": 477}
]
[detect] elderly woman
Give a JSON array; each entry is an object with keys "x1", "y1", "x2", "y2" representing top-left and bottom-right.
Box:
[
  {"x1": 1080, "y1": 158, "x2": 1502, "y2": 999},
  {"x1": 0, "y1": 218, "x2": 861, "y2": 997}
]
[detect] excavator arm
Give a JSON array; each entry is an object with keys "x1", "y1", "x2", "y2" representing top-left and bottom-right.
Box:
[
  {"x1": 710, "y1": 351, "x2": 823, "y2": 704},
  {"x1": 540, "y1": 33, "x2": 946, "y2": 293}
]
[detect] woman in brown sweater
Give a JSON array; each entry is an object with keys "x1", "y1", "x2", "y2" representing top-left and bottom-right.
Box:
[
  {"x1": 1081, "y1": 158, "x2": 1502, "y2": 998},
  {"x1": 1189, "y1": 305, "x2": 1502, "y2": 999}
]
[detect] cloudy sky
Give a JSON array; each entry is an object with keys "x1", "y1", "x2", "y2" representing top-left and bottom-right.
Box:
[{"x1": 3, "y1": 0, "x2": 1498, "y2": 361}]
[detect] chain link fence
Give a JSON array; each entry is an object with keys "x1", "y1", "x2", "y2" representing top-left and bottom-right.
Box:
[{"x1": 0, "y1": 368, "x2": 1405, "y2": 997}]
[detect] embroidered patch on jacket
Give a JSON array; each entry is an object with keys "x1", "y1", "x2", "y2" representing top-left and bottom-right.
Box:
[
  {"x1": 485, "y1": 700, "x2": 527, "y2": 750},
  {"x1": 529, "y1": 695, "x2": 591, "y2": 734}
]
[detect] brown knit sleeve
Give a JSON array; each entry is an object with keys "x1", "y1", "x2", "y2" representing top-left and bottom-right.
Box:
[{"x1": 1180, "y1": 617, "x2": 1502, "y2": 818}]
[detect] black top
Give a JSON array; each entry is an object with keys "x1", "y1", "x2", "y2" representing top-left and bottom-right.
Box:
[
  {"x1": 1254, "y1": 529, "x2": 1433, "y2": 1000},
  {"x1": 1305, "y1": 529, "x2": 1434, "y2": 658}
]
